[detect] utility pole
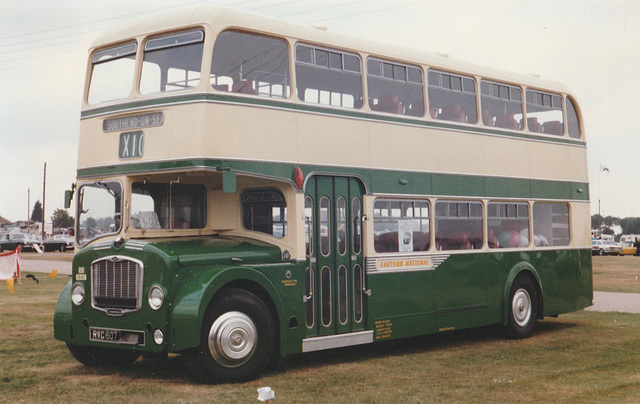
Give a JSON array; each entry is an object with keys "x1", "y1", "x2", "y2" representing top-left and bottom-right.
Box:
[
  {"x1": 42, "y1": 162, "x2": 47, "y2": 239},
  {"x1": 27, "y1": 188, "x2": 30, "y2": 226}
]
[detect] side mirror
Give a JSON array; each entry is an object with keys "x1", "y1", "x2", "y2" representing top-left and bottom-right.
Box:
[{"x1": 64, "y1": 183, "x2": 76, "y2": 209}]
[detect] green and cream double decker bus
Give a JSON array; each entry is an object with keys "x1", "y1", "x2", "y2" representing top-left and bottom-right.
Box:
[{"x1": 54, "y1": 5, "x2": 592, "y2": 382}]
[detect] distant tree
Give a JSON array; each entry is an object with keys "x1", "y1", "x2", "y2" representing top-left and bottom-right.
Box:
[
  {"x1": 51, "y1": 209, "x2": 74, "y2": 229},
  {"x1": 621, "y1": 217, "x2": 640, "y2": 235},
  {"x1": 84, "y1": 217, "x2": 97, "y2": 229},
  {"x1": 591, "y1": 214, "x2": 603, "y2": 230},
  {"x1": 603, "y1": 216, "x2": 621, "y2": 227},
  {"x1": 30, "y1": 200, "x2": 43, "y2": 222}
]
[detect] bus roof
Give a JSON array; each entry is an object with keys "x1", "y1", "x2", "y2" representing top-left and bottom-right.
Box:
[{"x1": 91, "y1": 5, "x2": 573, "y2": 96}]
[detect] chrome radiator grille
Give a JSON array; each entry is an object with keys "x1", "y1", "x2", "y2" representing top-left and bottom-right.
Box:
[{"x1": 91, "y1": 257, "x2": 142, "y2": 314}]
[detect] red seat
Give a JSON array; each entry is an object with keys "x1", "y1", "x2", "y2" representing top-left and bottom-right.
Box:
[
  {"x1": 527, "y1": 117, "x2": 542, "y2": 132},
  {"x1": 543, "y1": 121, "x2": 564, "y2": 135},
  {"x1": 232, "y1": 80, "x2": 257, "y2": 95},
  {"x1": 495, "y1": 114, "x2": 519, "y2": 130},
  {"x1": 372, "y1": 95, "x2": 403, "y2": 114},
  {"x1": 482, "y1": 110, "x2": 494, "y2": 126},
  {"x1": 439, "y1": 105, "x2": 466, "y2": 123}
]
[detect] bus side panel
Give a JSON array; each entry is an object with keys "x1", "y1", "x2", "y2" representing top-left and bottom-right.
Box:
[
  {"x1": 485, "y1": 249, "x2": 593, "y2": 325},
  {"x1": 365, "y1": 249, "x2": 592, "y2": 341},
  {"x1": 366, "y1": 270, "x2": 437, "y2": 341},
  {"x1": 534, "y1": 248, "x2": 593, "y2": 316}
]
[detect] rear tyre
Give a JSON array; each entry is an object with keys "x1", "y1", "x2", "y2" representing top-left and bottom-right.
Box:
[
  {"x1": 188, "y1": 288, "x2": 275, "y2": 383},
  {"x1": 66, "y1": 343, "x2": 140, "y2": 367},
  {"x1": 505, "y1": 276, "x2": 539, "y2": 339}
]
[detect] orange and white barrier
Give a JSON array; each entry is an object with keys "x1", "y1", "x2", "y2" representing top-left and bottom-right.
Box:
[{"x1": 0, "y1": 246, "x2": 20, "y2": 294}]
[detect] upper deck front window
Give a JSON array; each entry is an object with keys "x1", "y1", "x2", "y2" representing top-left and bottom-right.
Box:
[
  {"x1": 140, "y1": 30, "x2": 204, "y2": 95},
  {"x1": 211, "y1": 30, "x2": 290, "y2": 98},
  {"x1": 88, "y1": 42, "x2": 137, "y2": 105}
]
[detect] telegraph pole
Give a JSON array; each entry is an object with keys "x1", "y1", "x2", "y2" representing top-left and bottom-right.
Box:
[{"x1": 42, "y1": 162, "x2": 47, "y2": 239}]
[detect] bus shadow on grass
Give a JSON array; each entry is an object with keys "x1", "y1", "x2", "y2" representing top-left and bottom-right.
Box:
[
  {"x1": 283, "y1": 319, "x2": 579, "y2": 373},
  {"x1": 69, "y1": 319, "x2": 579, "y2": 383}
]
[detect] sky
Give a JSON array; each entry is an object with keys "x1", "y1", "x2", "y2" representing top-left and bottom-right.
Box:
[{"x1": 0, "y1": 0, "x2": 639, "y2": 223}]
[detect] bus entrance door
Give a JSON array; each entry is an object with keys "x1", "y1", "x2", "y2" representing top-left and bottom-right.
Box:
[{"x1": 304, "y1": 175, "x2": 366, "y2": 338}]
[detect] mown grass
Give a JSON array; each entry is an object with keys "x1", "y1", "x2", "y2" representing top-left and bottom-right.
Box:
[
  {"x1": 592, "y1": 255, "x2": 640, "y2": 293},
  {"x1": 1, "y1": 258, "x2": 638, "y2": 402}
]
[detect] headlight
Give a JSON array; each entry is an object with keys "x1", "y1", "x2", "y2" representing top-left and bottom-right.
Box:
[
  {"x1": 148, "y1": 285, "x2": 164, "y2": 310},
  {"x1": 71, "y1": 283, "x2": 85, "y2": 305},
  {"x1": 153, "y1": 329, "x2": 164, "y2": 345}
]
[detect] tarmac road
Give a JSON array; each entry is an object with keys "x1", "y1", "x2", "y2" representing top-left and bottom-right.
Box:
[
  {"x1": 20, "y1": 258, "x2": 72, "y2": 275},
  {"x1": 18, "y1": 257, "x2": 640, "y2": 314}
]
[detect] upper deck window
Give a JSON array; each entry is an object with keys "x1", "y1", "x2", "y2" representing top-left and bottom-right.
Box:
[
  {"x1": 88, "y1": 42, "x2": 137, "y2": 105},
  {"x1": 367, "y1": 58, "x2": 424, "y2": 116},
  {"x1": 566, "y1": 97, "x2": 581, "y2": 139},
  {"x1": 428, "y1": 70, "x2": 477, "y2": 124},
  {"x1": 480, "y1": 80, "x2": 523, "y2": 130},
  {"x1": 140, "y1": 30, "x2": 204, "y2": 95},
  {"x1": 211, "y1": 31, "x2": 290, "y2": 98},
  {"x1": 295, "y1": 44, "x2": 362, "y2": 109},
  {"x1": 526, "y1": 89, "x2": 564, "y2": 136}
]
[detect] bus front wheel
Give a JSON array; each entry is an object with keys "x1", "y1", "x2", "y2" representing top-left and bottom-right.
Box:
[
  {"x1": 505, "y1": 276, "x2": 539, "y2": 339},
  {"x1": 190, "y1": 288, "x2": 275, "y2": 383}
]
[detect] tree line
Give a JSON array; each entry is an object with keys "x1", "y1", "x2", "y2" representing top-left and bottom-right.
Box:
[{"x1": 592, "y1": 214, "x2": 640, "y2": 238}]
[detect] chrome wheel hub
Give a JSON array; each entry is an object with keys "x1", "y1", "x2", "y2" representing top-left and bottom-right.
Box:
[
  {"x1": 512, "y1": 288, "x2": 532, "y2": 327},
  {"x1": 208, "y1": 311, "x2": 257, "y2": 368}
]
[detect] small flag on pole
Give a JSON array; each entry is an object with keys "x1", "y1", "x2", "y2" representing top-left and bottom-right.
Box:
[{"x1": 600, "y1": 165, "x2": 610, "y2": 173}]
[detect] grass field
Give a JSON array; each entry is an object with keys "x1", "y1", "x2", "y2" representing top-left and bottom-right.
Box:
[{"x1": 1, "y1": 255, "x2": 639, "y2": 402}]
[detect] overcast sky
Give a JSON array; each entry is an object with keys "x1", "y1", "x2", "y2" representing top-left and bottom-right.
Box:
[{"x1": 0, "y1": 0, "x2": 638, "y2": 223}]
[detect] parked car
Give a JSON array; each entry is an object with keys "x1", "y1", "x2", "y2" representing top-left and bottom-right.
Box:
[
  {"x1": 0, "y1": 233, "x2": 43, "y2": 252},
  {"x1": 619, "y1": 241, "x2": 639, "y2": 256},
  {"x1": 591, "y1": 239, "x2": 622, "y2": 256},
  {"x1": 43, "y1": 234, "x2": 75, "y2": 252}
]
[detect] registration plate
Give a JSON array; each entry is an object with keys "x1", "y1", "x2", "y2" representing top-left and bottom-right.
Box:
[{"x1": 89, "y1": 327, "x2": 144, "y2": 345}]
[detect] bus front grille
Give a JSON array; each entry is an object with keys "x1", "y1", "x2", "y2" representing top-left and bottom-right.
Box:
[{"x1": 91, "y1": 257, "x2": 143, "y2": 315}]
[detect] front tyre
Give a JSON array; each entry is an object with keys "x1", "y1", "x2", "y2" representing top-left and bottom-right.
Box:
[
  {"x1": 66, "y1": 343, "x2": 141, "y2": 367},
  {"x1": 505, "y1": 276, "x2": 539, "y2": 339},
  {"x1": 190, "y1": 288, "x2": 275, "y2": 383}
]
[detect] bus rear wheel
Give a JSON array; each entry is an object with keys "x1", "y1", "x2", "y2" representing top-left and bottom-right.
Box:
[
  {"x1": 505, "y1": 276, "x2": 539, "y2": 339},
  {"x1": 189, "y1": 288, "x2": 275, "y2": 383}
]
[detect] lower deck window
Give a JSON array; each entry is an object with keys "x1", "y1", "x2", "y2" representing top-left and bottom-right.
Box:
[
  {"x1": 373, "y1": 199, "x2": 430, "y2": 253},
  {"x1": 131, "y1": 182, "x2": 206, "y2": 230},
  {"x1": 488, "y1": 203, "x2": 530, "y2": 248},
  {"x1": 533, "y1": 203, "x2": 570, "y2": 246},
  {"x1": 434, "y1": 201, "x2": 483, "y2": 250},
  {"x1": 242, "y1": 189, "x2": 287, "y2": 238}
]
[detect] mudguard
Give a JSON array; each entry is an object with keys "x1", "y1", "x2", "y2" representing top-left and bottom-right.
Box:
[
  {"x1": 168, "y1": 266, "x2": 286, "y2": 354},
  {"x1": 53, "y1": 281, "x2": 73, "y2": 341}
]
